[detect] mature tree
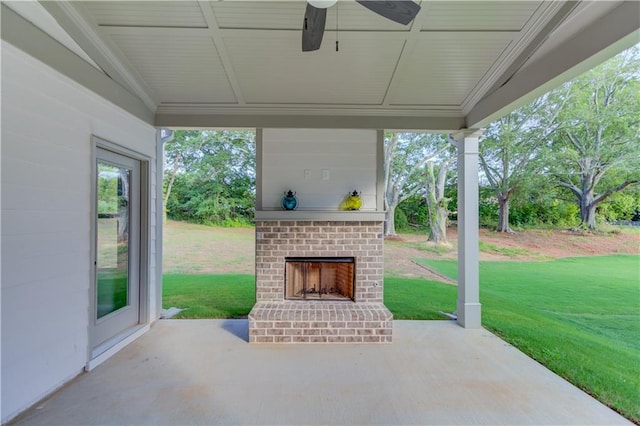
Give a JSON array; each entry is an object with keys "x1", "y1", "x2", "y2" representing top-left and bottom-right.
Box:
[
  {"x1": 383, "y1": 133, "x2": 447, "y2": 236},
  {"x1": 549, "y1": 47, "x2": 640, "y2": 229},
  {"x1": 479, "y1": 97, "x2": 562, "y2": 232},
  {"x1": 425, "y1": 141, "x2": 455, "y2": 243},
  {"x1": 163, "y1": 130, "x2": 256, "y2": 225}
]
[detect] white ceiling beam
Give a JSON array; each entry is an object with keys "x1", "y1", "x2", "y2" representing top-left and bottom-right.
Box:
[
  {"x1": 197, "y1": 1, "x2": 246, "y2": 105},
  {"x1": 466, "y1": 1, "x2": 640, "y2": 129},
  {"x1": 155, "y1": 113, "x2": 464, "y2": 132},
  {"x1": 479, "y1": 1, "x2": 579, "y2": 100},
  {"x1": 39, "y1": 0, "x2": 159, "y2": 111},
  {"x1": 217, "y1": 28, "x2": 518, "y2": 41},
  {"x1": 154, "y1": 103, "x2": 462, "y2": 117},
  {"x1": 460, "y1": 1, "x2": 576, "y2": 114},
  {"x1": 380, "y1": 0, "x2": 433, "y2": 106},
  {"x1": 3, "y1": 1, "x2": 101, "y2": 69}
]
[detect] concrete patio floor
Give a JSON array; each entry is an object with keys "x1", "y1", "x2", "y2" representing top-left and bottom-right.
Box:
[{"x1": 12, "y1": 320, "x2": 629, "y2": 425}]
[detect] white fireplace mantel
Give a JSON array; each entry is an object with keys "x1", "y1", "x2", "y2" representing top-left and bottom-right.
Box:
[{"x1": 254, "y1": 210, "x2": 386, "y2": 222}]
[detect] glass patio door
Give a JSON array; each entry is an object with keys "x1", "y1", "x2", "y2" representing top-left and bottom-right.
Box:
[{"x1": 92, "y1": 147, "x2": 141, "y2": 352}]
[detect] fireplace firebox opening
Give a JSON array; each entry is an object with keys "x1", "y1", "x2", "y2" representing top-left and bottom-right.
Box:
[{"x1": 285, "y1": 257, "x2": 355, "y2": 301}]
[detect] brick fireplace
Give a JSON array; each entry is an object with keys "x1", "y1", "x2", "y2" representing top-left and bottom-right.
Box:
[
  {"x1": 248, "y1": 220, "x2": 393, "y2": 343},
  {"x1": 250, "y1": 128, "x2": 392, "y2": 343}
]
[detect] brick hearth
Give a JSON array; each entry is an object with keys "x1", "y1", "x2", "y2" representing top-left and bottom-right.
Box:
[
  {"x1": 248, "y1": 302, "x2": 392, "y2": 343},
  {"x1": 249, "y1": 220, "x2": 392, "y2": 343}
]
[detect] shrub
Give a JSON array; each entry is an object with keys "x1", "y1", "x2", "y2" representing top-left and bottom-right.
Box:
[
  {"x1": 398, "y1": 195, "x2": 428, "y2": 227},
  {"x1": 394, "y1": 207, "x2": 410, "y2": 231},
  {"x1": 598, "y1": 192, "x2": 640, "y2": 222}
]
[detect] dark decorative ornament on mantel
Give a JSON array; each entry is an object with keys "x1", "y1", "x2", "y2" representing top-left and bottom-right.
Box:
[{"x1": 282, "y1": 190, "x2": 298, "y2": 210}]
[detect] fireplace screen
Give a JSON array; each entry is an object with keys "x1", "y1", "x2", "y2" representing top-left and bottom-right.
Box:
[{"x1": 285, "y1": 257, "x2": 355, "y2": 301}]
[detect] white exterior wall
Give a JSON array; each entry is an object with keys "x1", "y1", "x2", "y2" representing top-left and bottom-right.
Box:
[
  {"x1": 261, "y1": 129, "x2": 378, "y2": 211},
  {"x1": 1, "y1": 42, "x2": 158, "y2": 422}
]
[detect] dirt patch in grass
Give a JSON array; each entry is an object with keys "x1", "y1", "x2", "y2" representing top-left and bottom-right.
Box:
[
  {"x1": 163, "y1": 220, "x2": 639, "y2": 281},
  {"x1": 163, "y1": 221, "x2": 255, "y2": 274},
  {"x1": 478, "y1": 227, "x2": 639, "y2": 260},
  {"x1": 384, "y1": 237, "x2": 457, "y2": 282},
  {"x1": 385, "y1": 226, "x2": 639, "y2": 280}
]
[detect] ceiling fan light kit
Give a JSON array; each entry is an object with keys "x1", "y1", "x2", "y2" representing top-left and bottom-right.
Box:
[
  {"x1": 308, "y1": 0, "x2": 338, "y2": 8},
  {"x1": 302, "y1": 0, "x2": 421, "y2": 52}
]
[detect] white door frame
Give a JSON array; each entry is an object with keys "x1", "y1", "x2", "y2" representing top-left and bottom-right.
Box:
[{"x1": 89, "y1": 136, "x2": 150, "y2": 368}]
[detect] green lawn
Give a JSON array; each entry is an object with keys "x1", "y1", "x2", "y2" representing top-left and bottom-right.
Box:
[
  {"x1": 162, "y1": 274, "x2": 458, "y2": 321},
  {"x1": 383, "y1": 277, "x2": 456, "y2": 320},
  {"x1": 162, "y1": 255, "x2": 640, "y2": 422},
  {"x1": 414, "y1": 255, "x2": 640, "y2": 423},
  {"x1": 163, "y1": 274, "x2": 255, "y2": 318}
]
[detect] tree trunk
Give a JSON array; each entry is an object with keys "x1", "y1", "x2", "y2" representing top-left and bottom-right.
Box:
[
  {"x1": 384, "y1": 201, "x2": 398, "y2": 236},
  {"x1": 431, "y1": 204, "x2": 448, "y2": 244},
  {"x1": 567, "y1": 176, "x2": 640, "y2": 230},
  {"x1": 585, "y1": 204, "x2": 597, "y2": 229},
  {"x1": 496, "y1": 193, "x2": 512, "y2": 232},
  {"x1": 425, "y1": 161, "x2": 448, "y2": 243},
  {"x1": 579, "y1": 190, "x2": 597, "y2": 229}
]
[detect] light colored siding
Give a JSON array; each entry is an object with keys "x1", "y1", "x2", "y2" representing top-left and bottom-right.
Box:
[
  {"x1": 0, "y1": 41, "x2": 157, "y2": 423},
  {"x1": 261, "y1": 129, "x2": 377, "y2": 211}
]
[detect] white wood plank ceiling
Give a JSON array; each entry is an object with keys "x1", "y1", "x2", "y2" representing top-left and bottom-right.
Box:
[{"x1": 15, "y1": 1, "x2": 639, "y2": 129}]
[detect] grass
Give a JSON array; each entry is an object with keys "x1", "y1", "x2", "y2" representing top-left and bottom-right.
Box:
[
  {"x1": 163, "y1": 274, "x2": 255, "y2": 318},
  {"x1": 386, "y1": 238, "x2": 455, "y2": 256},
  {"x1": 384, "y1": 277, "x2": 456, "y2": 319},
  {"x1": 162, "y1": 273, "x2": 458, "y2": 321},
  {"x1": 599, "y1": 223, "x2": 640, "y2": 236},
  {"x1": 162, "y1": 274, "x2": 457, "y2": 321},
  {"x1": 478, "y1": 240, "x2": 537, "y2": 257},
  {"x1": 163, "y1": 221, "x2": 254, "y2": 275},
  {"x1": 413, "y1": 255, "x2": 640, "y2": 422}
]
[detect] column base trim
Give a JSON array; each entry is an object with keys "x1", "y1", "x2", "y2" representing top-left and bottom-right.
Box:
[{"x1": 457, "y1": 301, "x2": 482, "y2": 329}]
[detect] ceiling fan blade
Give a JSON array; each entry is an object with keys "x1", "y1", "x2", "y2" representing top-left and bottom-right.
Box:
[
  {"x1": 355, "y1": 1, "x2": 421, "y2": 25},
  {"x1": 302, "y1": 3, "x2": 327, "y2": 52}
]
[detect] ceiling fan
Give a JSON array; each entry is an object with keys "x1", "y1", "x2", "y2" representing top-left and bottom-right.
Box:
[{"x1": 302, "y1": 0, "x2": 421, "y2": 52}]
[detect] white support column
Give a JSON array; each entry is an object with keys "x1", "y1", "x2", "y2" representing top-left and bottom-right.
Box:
[
  {"x1": 156, "y1": 129, "x2": 173, "y2": 320},
  {"x1": 453, "y1": 129, "x2": 483, "y2": 328}
]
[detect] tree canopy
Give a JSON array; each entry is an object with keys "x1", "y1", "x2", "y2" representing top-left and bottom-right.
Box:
[
  {"x1": 163, "y1": 130, "x2": 256, "y2": 226},
  {"x1": 477, "y1": 45, "x2": 639, "y2": 230},
  {"x1": 479, "y1": 95, "x2": 560, "y2": 232},
  {"x1": 383, "y1": 132, "x2": 450, "y2": 236},
  {"x1": 549, "y1": 46, "x2": 640, "y2": 228}
]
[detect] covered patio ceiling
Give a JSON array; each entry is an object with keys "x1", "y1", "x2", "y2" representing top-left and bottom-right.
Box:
[{"x1": 4, "y1": 1, "x2": 639, "y2": 130}]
